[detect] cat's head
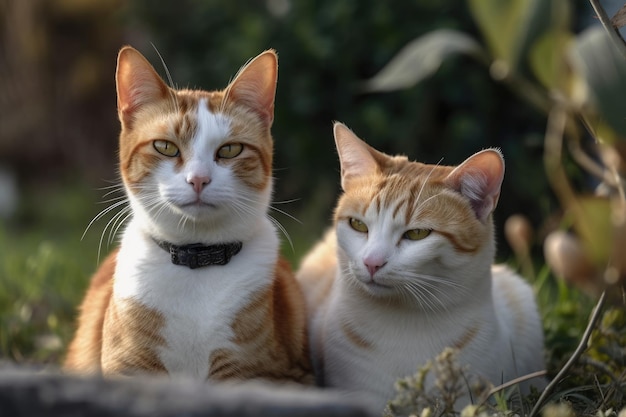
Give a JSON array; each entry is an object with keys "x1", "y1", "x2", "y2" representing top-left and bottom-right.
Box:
[
  {"x1": 115, "y1": 46, "x2": 277, "y2": 244},
  {"x1": 332, "y1": 122, "x2": 505, "y2": 308}
]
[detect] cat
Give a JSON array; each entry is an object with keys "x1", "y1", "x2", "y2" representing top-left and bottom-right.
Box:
[
  {"x1": 297, "y1": 122, "x2": 546, "y2": 411},
  {"x1": 64, "y1": 46, "x2": 313, "y2": 384}
]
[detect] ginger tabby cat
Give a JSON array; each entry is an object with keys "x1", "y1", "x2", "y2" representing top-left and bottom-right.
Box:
[
  {"x1": 64, "y1": 46, "x2": 312, "y2": 383},
  {"x1": 297, "y1": 123, "x2": 545, "y2": 411}
]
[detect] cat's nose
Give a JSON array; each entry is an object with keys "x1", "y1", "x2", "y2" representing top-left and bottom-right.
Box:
[
  {"x1": 186, "y1": 174, "x2": 211, "y2": 194},
  {"x1": 364, "y1": 260, "x2": 386, "y2": 277}
]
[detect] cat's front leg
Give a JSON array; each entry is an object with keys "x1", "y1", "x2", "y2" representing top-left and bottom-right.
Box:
[{"x1": 100, "y1": 297, "x2": 168, "y2": 376}]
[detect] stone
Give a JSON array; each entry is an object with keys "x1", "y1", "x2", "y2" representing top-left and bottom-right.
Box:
[{"x1": 0, "y1": 365, "x2": 375, "y2": 417}]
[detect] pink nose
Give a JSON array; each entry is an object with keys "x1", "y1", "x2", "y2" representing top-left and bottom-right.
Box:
[
  {"x1": 364, "y1": 260, "x2": 386, "y2": 277},
  {"x1": 187, "y1": 174, "x2": 211, "y2": 194}
]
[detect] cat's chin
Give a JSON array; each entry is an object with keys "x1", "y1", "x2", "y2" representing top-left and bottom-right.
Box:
[
  {"x1": 354, "y1": 278, "x2": 396, "y2": 298},
  {"x1": 175, "y1": 202, "x2": 219, "y2": 218}
]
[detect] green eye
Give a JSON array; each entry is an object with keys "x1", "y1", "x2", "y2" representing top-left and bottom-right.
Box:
[
  {"x1": 349, "y1": 218, "x2": 368, "y2": 233},
  {"x1": 403, "y1": 229, "x2": 431, "y2": 241},
  {"x1": 153, "y1": 140, "x2": 180, "y2": 157},
  {"x1": 217, "y1": 143, "x2": 243, "y2": 159}
]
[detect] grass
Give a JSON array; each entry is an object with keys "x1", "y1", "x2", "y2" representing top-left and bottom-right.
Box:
[
  {"x1": 0, "y1": 179, "x2": 102, "y2": 364},
  {"x1": 0, "y1": 177, "x2": 623, "y2": 416}
]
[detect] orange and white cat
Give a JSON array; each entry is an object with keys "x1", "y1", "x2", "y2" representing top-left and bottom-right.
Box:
[
  {"x1": 297, "y1": 123, "x2": 545, "y2": 410},
  {"x1": 64, "y1": 46, "x2": 312, "y2": 383}
]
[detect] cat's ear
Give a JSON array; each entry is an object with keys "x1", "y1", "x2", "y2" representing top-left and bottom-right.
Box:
[
  {"x1": 116, "y1": 46, "x2": 169, "y2": 126},
  {"x1": 334, "y1": 122, "x2": 383, "y2": 190},
  {"x1": 224, "y1": 50, "x2": 278, "y2": 126},
  {"x1": 445, "y1": 149, "x2": 505, "y2": 223}
]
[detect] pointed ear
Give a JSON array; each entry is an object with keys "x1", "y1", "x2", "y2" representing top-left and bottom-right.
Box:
[
  {"x1": 445, "y1": 149, "x2": 505, "y2": 222},
  {"x1": 224, "y1": 50, "x2": 277, "y2": 126},
  {"x1": 116, "y1": 46, "x2": 169, "y2": 126},
  {"x1": 334, "y1": 122, "x2": 382, "y2": 190}
]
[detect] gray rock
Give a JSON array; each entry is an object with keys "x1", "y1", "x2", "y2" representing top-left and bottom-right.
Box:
[{"x1": 0, "y1": 366, "x2": 376, "y2": 417}]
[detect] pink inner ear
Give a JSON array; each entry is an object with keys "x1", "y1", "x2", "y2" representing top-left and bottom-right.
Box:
[
  {"x1": 116, "y1": 47, "x2": 169, "y2": 122},
  {"x1": 446, "y1": 149, "x2": 504, "y2": 222},
  {"x1": 333, "y1": 123, "x2": 381, "y2": 190},
  {"x1": 225, "y1": 51, "x2": 277, "y2": 125}
]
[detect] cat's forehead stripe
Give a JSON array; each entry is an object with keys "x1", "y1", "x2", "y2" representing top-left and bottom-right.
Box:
[
  {"x1": 406, "y1": 180, "x2": 427, "y2": 223},
  {"x1": 391, "y1": 197, "x2": 407, "y2": 220},
  {"x1": 173, "y1": 111, "x2": 195, "y2": 141},
  {"x1": 373, "y1": 175, "x2": 422, "y2": 223},
  {"x1": 372, "y1": 194, "x2": 381, "y2": 216}
]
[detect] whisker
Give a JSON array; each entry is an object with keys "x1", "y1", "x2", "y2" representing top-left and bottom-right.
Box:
[
  {"x1": 404, "y1": 283, "x2": 441, "y2": 312},
  {"x1": 414, "y1": 191, "x2": 448, "y2": 216},
  {"x1": 269, "y1": 205, "x2": 302, "y2": 224},
  {"x1": 235, "y1": 190, "x2": 301, "y2": 225},
  {"x1": 269, "y1": 215, "x2": 294, "y2": 252},
  {"x1": 98, "y1": 195, "x2": 127, "y2": 205},
  {"x1": 96, "y1": 180, "x2": 124, "y2": 188},
  {"x1": 97, "y1": 185, "x2": 125, "y2": 192},
  {"x1": 229, "y1": 198, "x2": 259, "y2": 218},
  {"x1": 402, "y1": 271, "x2": 471, "y2": 297},
  {"x1": 82, "y1": 199, "x2": 129, "y2": 241},
  {"x1": 108, "y1": 208, "x2": 132, "y2": 246},
  {"x1": 151, "y1": 42, "x2": 180, "y2": 113},
  {"x1": 152, "y1": 201, "x2": 171, "y2": 222},
  {"x1": 97, "y1": 211, "x2": 123, "y2": 262},
  {"x1": 272, "y1": 198, "x2": 301, "y2": 205},
  {"x1": 408, "y1": 283, "x2": 448, "y2": 311},
  {"x1": 412, "y1": 157, "x2": 443, "y2": 209}
]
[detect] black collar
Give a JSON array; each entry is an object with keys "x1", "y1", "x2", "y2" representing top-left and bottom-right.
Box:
[{"x1": 152, "y1": 238, "x2": 242, "y2": 269}]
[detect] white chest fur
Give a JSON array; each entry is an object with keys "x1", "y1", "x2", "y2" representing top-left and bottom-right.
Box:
[
  {"x1": 318, "y1": 265, "x2": 545, "y2": 412},
  {"x1": 321, "y1": 288, "x2": 490, "y2": 402},
  {"x1": 113, "y1": 218, "x2": 278, "y2": 378}
]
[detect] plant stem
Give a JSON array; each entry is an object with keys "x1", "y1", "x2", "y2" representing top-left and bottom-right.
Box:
[
  {"x1": 528, "y1": 290, "x2": 607, "y2": 417},
  {"x1": 588, "y1": 0, "x2": 626, "y2": 57},
  {"x1": 543, "y1": 106, "x2": 578, "y2": 216},
  {"x1": 486, "y1": 370, "x2": 548, "y2": 398},
  {"x1": 567, "y1": 131, "x2": 623, "y2": 192}
]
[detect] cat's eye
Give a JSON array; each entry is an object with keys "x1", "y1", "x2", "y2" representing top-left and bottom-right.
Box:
[
  {"x1": 349, "y1": 218, "x2": 368, "y2": 233},
  {"x1": 217, "y1": 143, "x2": 243, "y2": 159},
  {"x1": 153, "y1": 140, "x2": 180, "y2": 157},
  {"x1": 403, "y1": 228, "x2": 431, "y2": 241}
]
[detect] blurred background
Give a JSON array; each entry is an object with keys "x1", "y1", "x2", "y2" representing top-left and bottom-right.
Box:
[
  {"x1": 1, "y1": 0, "x2": 607, "y2": 250},
  {"x1": 0, "y1": 0, "x2": 623, "y2": 380}
]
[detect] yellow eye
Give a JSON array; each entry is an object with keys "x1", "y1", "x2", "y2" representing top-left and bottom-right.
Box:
[
  {"x1": 403, "y1": 229, "x2": 431, "y2": 241},
  {"x1": 349, "y1": 218, "x2": 368, "y2": 233},
  {"x1": 153, "y1": 140, "x2": 180, "y2": 157},
  {"x1": 217, "y1": 143, "x2": 243, "y2": 159}
]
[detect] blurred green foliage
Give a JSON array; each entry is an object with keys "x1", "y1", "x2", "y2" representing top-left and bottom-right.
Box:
[{"x1": 0, "y1": 181, "x2": 101, "y2": 364}]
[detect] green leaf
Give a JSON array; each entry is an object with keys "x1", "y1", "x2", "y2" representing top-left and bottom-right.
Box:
[
  {"x1": 570, "y1": 26, "x2": 626, "y2": 139},
  {"x1": 572, "y1": 196, "x2": 612, "y2": 266},
  {"x1": 363, "y1": 29, "x2": 485, "y2": 93},
  {"x1": 468, "y1": 0, "x2": 535, "y2": 68},
  {"x1": 529, "y1": 30, "x2": 573, "y2": 90},
  {"x1": 469, "y1": 0, "x2": 570, "y2": 73}
]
